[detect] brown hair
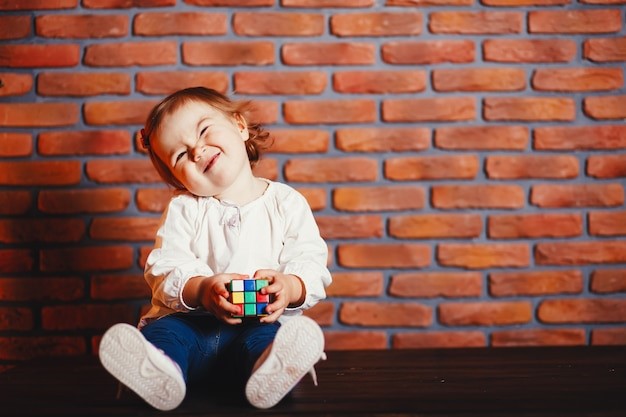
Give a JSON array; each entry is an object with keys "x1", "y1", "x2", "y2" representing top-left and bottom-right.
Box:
[{"x1": 141, "y1": 87, "x2": 271, "y2": 190}]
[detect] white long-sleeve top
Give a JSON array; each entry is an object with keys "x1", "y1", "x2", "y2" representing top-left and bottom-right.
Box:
[{"x1": 139, "y1": 179, "x2": 332, "y2": 328}]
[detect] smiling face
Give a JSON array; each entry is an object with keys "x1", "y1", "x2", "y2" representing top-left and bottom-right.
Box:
[{"x1": 151, "y1": 100, "x2": 253, "y2": 200}]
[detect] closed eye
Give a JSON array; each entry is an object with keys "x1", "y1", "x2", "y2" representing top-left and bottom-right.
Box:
[{"x1": 175, "y1": 151, "x2": 186, "y2": 163}]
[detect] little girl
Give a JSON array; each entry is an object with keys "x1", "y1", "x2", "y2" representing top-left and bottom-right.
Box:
[{"x1": 98, "y1": 87, "x2": 332, "y2": 411}]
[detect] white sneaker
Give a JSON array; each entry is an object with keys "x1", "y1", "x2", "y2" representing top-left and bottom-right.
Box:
[
  {"x1": 245, "y1": 316, "x2": 326, "y2": 409},
  {"x1": 98, "y1": 323, "x2": 186, "y2": 411}
]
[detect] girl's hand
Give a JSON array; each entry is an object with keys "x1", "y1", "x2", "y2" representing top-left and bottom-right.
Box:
[
  {"x1": 184, "y1": 273, "x2": 247, "y2": 325},
  {"x1": 253, "y1": 269, "x2": 305, "y2": 323}
]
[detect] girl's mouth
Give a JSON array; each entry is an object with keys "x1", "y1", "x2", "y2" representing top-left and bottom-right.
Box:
[{"x1": 204, "y1": 152, "x2": 221, "y2": 173}]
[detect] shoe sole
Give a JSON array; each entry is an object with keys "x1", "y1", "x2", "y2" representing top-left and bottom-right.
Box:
[
  {"x1": 99, "y1": 323, "x2": 186, "y2": 411},
  {"x1": 245, "y1": 316, "x2": 324, "y2": 409}
]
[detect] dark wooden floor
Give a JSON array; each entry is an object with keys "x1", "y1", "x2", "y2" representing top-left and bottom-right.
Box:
[{"x1": 1, "y1": 346, "x2": 625, "y2": 417}]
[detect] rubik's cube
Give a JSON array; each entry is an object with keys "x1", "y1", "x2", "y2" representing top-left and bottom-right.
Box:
[{"x1": 228, "y1": 279, "x2": 273, "y2": 318}]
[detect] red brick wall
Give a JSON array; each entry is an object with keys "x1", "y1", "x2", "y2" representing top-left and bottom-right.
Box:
[{"x1": 1, "y1": 0, "x2": 625, "y2": 367}]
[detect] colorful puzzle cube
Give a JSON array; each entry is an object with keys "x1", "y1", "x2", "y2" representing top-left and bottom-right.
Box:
[{"x1": 228, "y1": 279, "x2": 273, "y2": 318}]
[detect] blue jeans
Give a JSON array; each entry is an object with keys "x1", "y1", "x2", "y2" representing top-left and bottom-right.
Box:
[{"x1": 141, "y1": 313, "x2": 280, "y2": 389}]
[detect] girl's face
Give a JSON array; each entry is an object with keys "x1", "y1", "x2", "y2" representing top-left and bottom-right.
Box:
[{"x1": 152, "y1": 100, "x2": 251, "y2": 199}]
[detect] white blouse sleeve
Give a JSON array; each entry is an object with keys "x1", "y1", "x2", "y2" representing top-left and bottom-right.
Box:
[
  {"x1": 278, "y1": 188, "x2": 332, "y2": 313},
  {"x1": 144, "y1": 194, "x2": 214, "y2": 312}
]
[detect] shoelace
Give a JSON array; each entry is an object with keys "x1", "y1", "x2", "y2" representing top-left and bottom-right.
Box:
[{"x1": 308, "y1": 352, "x2": 327, "y2": 386}]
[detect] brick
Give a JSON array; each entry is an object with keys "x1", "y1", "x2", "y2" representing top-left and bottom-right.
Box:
[
  {"x1": 38, "y1": 130, "x2": 131, "y2": 156},
  {"x1": 39, "y1": 188, "x2": 131, "y2": 214},
  {"x1": 382, "y1": 40, "x2": 474, "y2": 65},
  {"x1": 340, "y1": 301, "x2": 432, "y2": 327},
  {"x1": 0, "y1": 277, "x2": 83, "y2": 302},
  {"x1": 439, "y1": 301, "x2": 532, "y2": 326},
  {"x1": 584, "y1": 95, "x2": 626, "y2": 119},
  {"x1": 284, "y1": 100, "x2": 376, "y2": 124},
  {"x1": 337, "y1": 244, "x2": 431, "y2": 268},
  {"x1": 490, "y1": 270, "x2": 583, "y2": 297},
  {"x1": 588, "y1": 155, "x2": 626, "y2": 179},
  {"x1": 533, "y1": 68, "x2": 623, "y2": 92},
  {"x1": 91, "y1": 274, "x2": 151, "y2": 300},
  {"x1": 0, "y1": 191, "x2": 31, "y2": 215},
  {"x1": 135, "y1": 12, "x2": 226, "y2": 36},
  {"x1": 436, "y1": 126, "x2": 528, "y2": 150},
  {"x1": 234, "y1": 71, "x2": 326, "y2": 95},
  {"x1": 390, "y1": 272, "x2": 482, "y2": 298},
  {"x1": 538, "y1": 298, "x2": 626, "y2": 323},
  {"x1": 0, "y1": 0, "x2": 77, "y2": 10},
  {"x1": 385, "y1": 155, "x2": 479, "y2": 180},
  {"x1": 591, "y1": 269, "x2": 626, "y2": 294},
  {"x1": 284, "y1": 157, "x2": 377, "y2": 182},
  {"x1": 0, "y1": 15, "x2": 31, "y2": 40},
  {"x1": 0, "y1": 249, "x2": 34, "y2": 273},
  {"x1": 393, "y1": 331, "x2": 486, "y2": 349},
  {"x1": 90, "y1": 217, "x2": 160, "y2": 241},
  {"x1": 316, "y1": 214, "x2": 383, "y2": 239},
  {"x1": 0, "y1": 103, "x2": 78, "y2": 127},
  {"x1": 484, "y1": 39, "x2": 576, "y2": 63},
  {"x1": 0, "y1": 72, "x2": 33, "y2": 96},
  {"x1": 333, "y1": 186, "x2": 425, "y2": 212},
  {"x1": 0, "y1": 219, "x2": 85, "y2": 243},
  {"x1": 0, "y1": 161, "x2": 81, "y2": 186},
  {"x1": 433, "y1": 68, "x2": 525, "y2": 92},
  {"x1": 591, "y1": 328, "x2": 626, "y2": 346},
  {"x1": 137, "y1": 71, "x2": 228, "y2": 95},
  {"x1": 84, "y1": 41, "x2": 176, "y2": 67},
  {"x1": 185, "y1": 0, "x2": 272, "y2": 5},
  {"x1": 297, "y1": 188, "x2": 326, "y2": 211},
  {"x1": 529, "y1": 10, "x2": 621, "y2": 34},
  {"x1": 492, "y1": 329, "x2": 585, "y2": 347},
  {"x1": 584, "y1": 37, "x2": 626, "y2": 62},
  {"x1": 489, "y1": 213, "x2": 582, "y2": 239},
  {"x1": 183, "y1": 41, "x2": 274, "y2": 66},
  {"x1": 534, "y1": 125, "x2": 626, "y2": 150},
  {"x1": 135, "y1": 188, "x2": 175, "y2": 213},
  {"x1": 484, "y1": 97, "x2": 575, "y2": 121},
  {"x1": 303, "y1": 302, "x2": 334, "y2": 326},
  {"x1": 267, "y1": 129, "x2": 329, "y2": 153},
  {"x1": 234, "y1": 12, "x2": 323, "y2": 36},
  {"x1": 0, "y1": 132, "x2": 32, "y2": 157},
  {"x1": 0, "y1": 44, "x2": 79, "y2": 68},
  {"x1": 536, "y1": 241, "x2": 626, "y2": 265},
  {"x1": 283, "y1": 0, "x2": 374, "y2": 6},
  {"x1": 331, "y1": 12, "x2": 422, "y2": 37},
  {"x1": 42, "y1": 304, "x2": 136, "y2": 330},
  {"x1": 324, "y1": 331, "x2": 387, "y2": 351},
  {"x1": 388, "y1": 0, "x2": 472, "y2": 4},
  {"x1": 333, "y1": 70, "x2": 425, "y2": 94},
  {"x1": 383, "y1": 97, "x2": 476, "y2": 122},
  {"x1": 252, "y1": 157, "x2": 278, "y2": 180},
  {"x1": 138, "y1": 246, "x2": 151, "y2": 269},
  {"x1": 432, "y1": 185, "x2": 525, "y2": 209},
  {"x1": 581, "y1": 0, "x2": 626, "y2": 3},
  {"x1": 40, "y1": 246, "x2": 134, "y2": 272},
  {"x1": 37, "y1": 72, "x2": 131, "y2": 96},
  {"x1": 438, "y1": 243, "x2": 530, "y2": 269},
  {"x1": 336, "y1": 127, "x2": 430, "y2": 152},
  {"x1": 481, "y1": 0, "x2": 569, "y2": 4},
  {"x1": 531, "y1": 184, "x2": 624, "y2": 208},
  {"x1": 0, "y1": 307, "x2": 33, "y2": 331},
  {"x1": 389, "y1": 214, "x2": 481, "y2": 239},
  {"x1": 325, "y1": 272, "x2": 384, "y2": 297},
  {"x1": 84, "y1": 100, "x2": 157, "y2": 125},
  {"x1": 84, "y1": 0, "x2": 174, "y2": 7},
  {"x1": 589, "y1": 211, "x2": 626, "y2": 236},
  {"x1": 282, "y1": 42, "x2": 375, "y2": 66},
  {"x1": 0, "y1": 337, "x2": 85, "y2": 361},
  {"x1": 486, "y1": 155, "x2": 578, "y2": 179},
  {"x1": 86, "y1": 159, "x2": 161, "y2": 184},
  {"x1": 36, "y1": 14, "x2": 127, "y2": 38},
  {"x1": 429, "y1": 12, "x2": 522, "y2": 34}
]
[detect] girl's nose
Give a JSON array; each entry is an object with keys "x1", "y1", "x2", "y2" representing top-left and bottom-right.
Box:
[{"x1": 192, "y1": 144, "x2": 206, "y2": 162}]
